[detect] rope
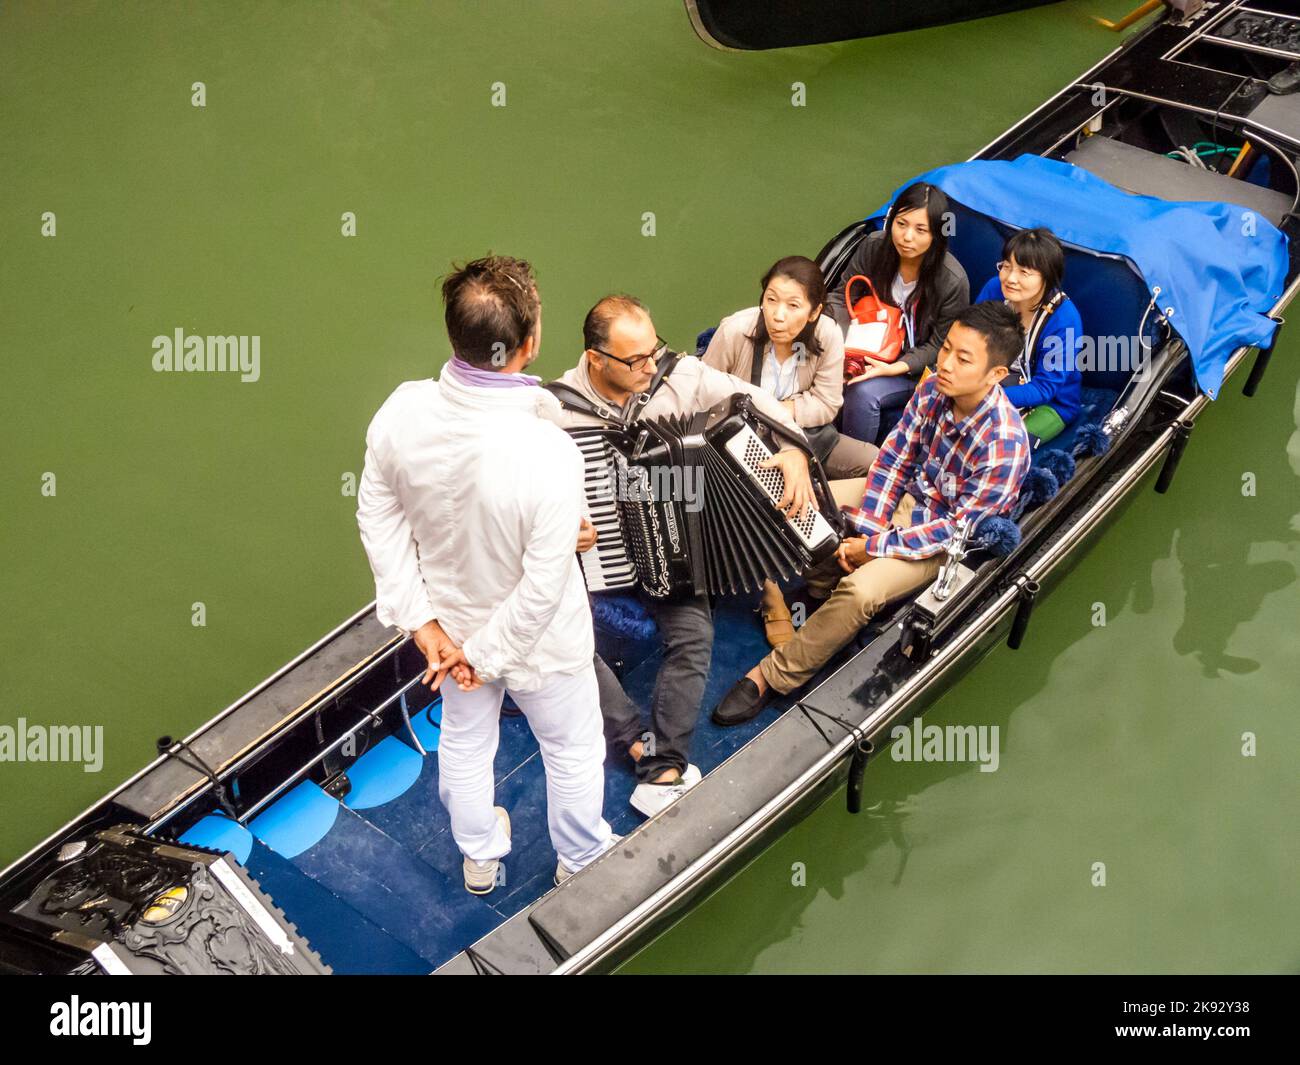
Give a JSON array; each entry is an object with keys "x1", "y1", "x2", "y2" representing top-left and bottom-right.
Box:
[{"x1": 799, "y1": 700, "x2": 867, "y2": 749}]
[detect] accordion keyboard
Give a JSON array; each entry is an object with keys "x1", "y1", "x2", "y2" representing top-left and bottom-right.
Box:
[
  {"x1": 722, "y1": 423, "x2": 837, "y2": 553},
  {"x1": 572, "y1": 430, "x2": 637, "y2": 593}
]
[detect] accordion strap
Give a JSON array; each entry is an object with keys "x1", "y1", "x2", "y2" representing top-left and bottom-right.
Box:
[
  {"x1": 544, "y1": 381, "x2": 622, "y2": 424},
  {"x1": 626, "y1": 350, "x2": 681, "y2": 424},
  {"x1": 546, "y1": 351, "x2": 683, "y2": 428}
]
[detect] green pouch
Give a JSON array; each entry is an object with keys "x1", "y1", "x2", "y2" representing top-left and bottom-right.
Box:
[{"x1": 1022, "y1": 404, "x2": 1066, "y2": 444}]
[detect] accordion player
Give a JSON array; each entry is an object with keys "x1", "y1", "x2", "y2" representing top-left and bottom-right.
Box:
[{"x1": 555, "y1": 390, "x2": 845, "y2": 601}]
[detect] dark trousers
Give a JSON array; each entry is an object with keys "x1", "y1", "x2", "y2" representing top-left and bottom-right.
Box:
[
  {"x1": 841, "y1": 373, "x2": 917, "y2": 444},
  {"x1": 593, "y1": 592, "x2": 713, "y2": 782}
]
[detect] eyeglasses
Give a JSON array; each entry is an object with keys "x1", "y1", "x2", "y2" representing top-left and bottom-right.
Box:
[
  {"x1": 996, "y1": 260, "x2": 1041, "y2": 282},
  {"x1": 592, "y1": 336, "x2": 668, "y2": 372}
]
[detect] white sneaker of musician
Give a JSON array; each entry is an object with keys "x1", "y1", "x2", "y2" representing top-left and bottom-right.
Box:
[{"x1": 628, "y1": 749, "x2": 702, "y2": 818}]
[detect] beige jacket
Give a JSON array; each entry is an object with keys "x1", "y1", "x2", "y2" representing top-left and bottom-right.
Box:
[
  {"x1": 701, "y1": 307, "x2": 845, "y2": 428},
  {"x1": 548, "y1": 352, "x2": 805, "y2": 449}
]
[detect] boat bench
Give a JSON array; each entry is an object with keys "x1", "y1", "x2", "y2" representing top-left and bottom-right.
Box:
[
  {"x1": 942, "y1": 199, "x2": 1166, "y2": 522},
  {"x1": 607, "y1": 202, "x2": 1156, "y2": 654},
  {"x1": 869, "y1": 196, "x2": 1153, "y2": 446}
]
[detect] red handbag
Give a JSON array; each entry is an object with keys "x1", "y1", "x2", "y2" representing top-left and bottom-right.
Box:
[{"x1": 843, "y1": 274, "x2": 906, "y2": 380}]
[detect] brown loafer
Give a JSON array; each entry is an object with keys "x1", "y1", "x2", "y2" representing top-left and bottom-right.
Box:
[{"x1": 760, "y1": 579, "x2": 795, "y2": 647}]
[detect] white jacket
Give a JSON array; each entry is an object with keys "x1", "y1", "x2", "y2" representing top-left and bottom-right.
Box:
[{"x1": 356, "y1": 366, "x2": 594, "y2": 691}]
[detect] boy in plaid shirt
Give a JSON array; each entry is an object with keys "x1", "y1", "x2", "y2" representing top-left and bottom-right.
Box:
[{"x1": 714, "y1": 301, "x2": 1032, "y2": 725}]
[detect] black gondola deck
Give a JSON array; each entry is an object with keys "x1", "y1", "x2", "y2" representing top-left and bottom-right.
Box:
[{"x1": 3, "y1": 0, "x2": 1298, "y2": 975}]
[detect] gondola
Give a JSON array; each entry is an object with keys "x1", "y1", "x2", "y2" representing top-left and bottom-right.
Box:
[
  {"x1": 684, "y1": 0, "x2": 1061, "y2": 52},
  {"x1": 2, "y1": 0, "x2": 1298, "y2": 976}
]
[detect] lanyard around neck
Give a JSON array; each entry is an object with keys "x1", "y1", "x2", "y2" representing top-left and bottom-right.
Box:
[{"x1": 894, "y1": 274, "x2": 918, "y2": 348}]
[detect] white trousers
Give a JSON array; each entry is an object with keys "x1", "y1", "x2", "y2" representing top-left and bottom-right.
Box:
[{"x1": 437, "y1": 663, "x2": 614, "y2": 873}]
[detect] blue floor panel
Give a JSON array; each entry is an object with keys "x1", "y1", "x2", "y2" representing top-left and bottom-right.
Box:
[
  {"x1": 243, "y1": 838, "x2": 432, "y2": 975},
  {"x1": 285, "y1": 804, "x2": 499, "y2": 967},
  {"x1": 228, "y1": 594, "x2": 805, "y2": 969},
  {"x1": 354, "y1": 757, "x2": 447, "y2": 859}
]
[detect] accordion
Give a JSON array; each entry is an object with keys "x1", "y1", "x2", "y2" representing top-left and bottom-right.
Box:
[{"x1": 569, "y1": 395, "x2": 843, "y2": 600}]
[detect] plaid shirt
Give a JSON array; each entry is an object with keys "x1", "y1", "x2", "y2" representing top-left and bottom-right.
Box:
[{"x1": 843, "y1": 376, "x2": 1031, "y2": 560}]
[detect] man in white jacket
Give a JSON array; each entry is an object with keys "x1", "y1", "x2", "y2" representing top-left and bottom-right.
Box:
[{"x1": 356, "y1": 255, "x2": 614, "y2": 894}]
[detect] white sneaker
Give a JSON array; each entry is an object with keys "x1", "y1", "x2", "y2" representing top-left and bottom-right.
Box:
[
  {"x1": 554, "y1": 834, "x2": 623, "y2": 886},
  {"x1": 629, "y1": 764, "x2": 702, "y2": 817},
  {"x1": 463, "y1": 806, "x2": 510, "y2": 895}
]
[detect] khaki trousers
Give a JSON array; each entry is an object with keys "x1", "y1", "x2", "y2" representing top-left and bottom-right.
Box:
[{"x1": 760, "y1": 489, "x2": 941, "y2": 694}]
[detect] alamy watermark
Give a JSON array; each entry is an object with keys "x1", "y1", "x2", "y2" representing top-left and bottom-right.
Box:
[
  {"x1": 890, "y1": 714, "x2": 1000, "y2": 773},
  {"x1": 152, "y1": 328, "x2": 260, "y2": 382},
  {"x1": 0, "y1": 718, "x2": 104, "y2": 772},
  {"x1": 1041, "y1": 327, "x2": 1153, "y2": 380},
  {"x1": 50, "y1": 996, "x2": 150, "y2": 1044},
  {"x1": 601, "y1": 463, "x2": 703, "y2": 513}
]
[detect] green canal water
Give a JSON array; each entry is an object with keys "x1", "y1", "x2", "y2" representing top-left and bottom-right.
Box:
[{"x1": 2, "y1": 1, "x2": 1296, "y2": 972}]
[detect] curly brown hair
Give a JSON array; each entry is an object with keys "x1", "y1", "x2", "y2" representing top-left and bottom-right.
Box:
[{"x1": 440, "y1": 254, "x2": 540, "y2": 367}]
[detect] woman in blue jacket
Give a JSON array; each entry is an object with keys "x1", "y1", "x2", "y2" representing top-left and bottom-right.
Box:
[{"x1": 975, "y1": 227, "x2": 1082, "y2": 443}]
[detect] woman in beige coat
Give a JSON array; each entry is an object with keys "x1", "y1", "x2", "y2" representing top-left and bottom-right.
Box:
[
  {"x1": 702, "y1": 256, "x2": 878, "y2": 646},
  {"x1": 701, "y1": 255, "x2": 876, "y2": 480}
]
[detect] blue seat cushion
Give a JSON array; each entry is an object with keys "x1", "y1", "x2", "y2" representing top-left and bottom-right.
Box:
[
  {"x1": 592, "y1": 592, "x2": 661, "y2": 678},
  {"x1": 178, "y1": 814, "x2": 254, "y2": 865},
  {"x1": 248, "y1": 781, "x2": 340, "y2": 859},
  {"x1": 1035, "y1": 385, "x2": 1119, "y2": 457},
  {"x1": 343, "y1": 735, "x2": 424, "y2": 810}
]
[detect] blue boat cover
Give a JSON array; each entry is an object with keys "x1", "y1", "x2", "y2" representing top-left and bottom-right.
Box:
[{"x1": 868, "y1": 154, "x2": 1289, "y2": 398}]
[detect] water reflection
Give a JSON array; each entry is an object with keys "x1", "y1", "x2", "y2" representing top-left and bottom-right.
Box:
[
  {"x1": 1171, "y1": 378, "x2": 1300, "y2": 678},
  {"x1": 624, "y1": 374, "x2": 1300, "y2": 974}
]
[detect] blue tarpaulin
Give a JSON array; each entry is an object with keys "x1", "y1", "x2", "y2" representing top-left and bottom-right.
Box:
[{"x1": 867, "y1": 154, "x2": 1289, "y2": 398}]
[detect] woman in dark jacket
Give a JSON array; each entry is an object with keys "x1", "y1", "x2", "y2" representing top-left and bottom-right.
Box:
[{"x1": 825, "y1": 182, "x2": 970, "y2": 444}]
